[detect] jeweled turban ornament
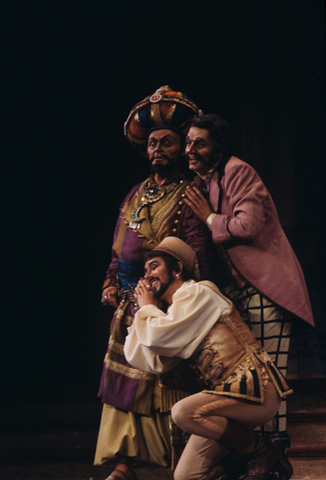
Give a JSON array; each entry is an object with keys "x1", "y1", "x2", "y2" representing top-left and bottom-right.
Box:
[{"x1": 124, "y1": 85, "x2": 202, "y2": 155}]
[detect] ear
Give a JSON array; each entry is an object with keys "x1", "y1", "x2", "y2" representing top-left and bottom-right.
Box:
[{"x1": 176, "y1": 261, "x2": 183, "y2": 277}]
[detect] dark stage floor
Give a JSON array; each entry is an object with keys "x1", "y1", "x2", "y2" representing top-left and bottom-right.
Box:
[{"x1": 0, "y1": 462, "x2": 174, "y2": 480}]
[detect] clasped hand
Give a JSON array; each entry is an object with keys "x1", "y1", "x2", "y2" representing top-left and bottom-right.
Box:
[{"x1": 135, "y1": 278, "x2": 159, "y2": 309}]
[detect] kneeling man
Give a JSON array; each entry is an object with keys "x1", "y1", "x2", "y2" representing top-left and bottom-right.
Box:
[{"x1": 124, "y1": 237, "x2": 293, "y2": 480}]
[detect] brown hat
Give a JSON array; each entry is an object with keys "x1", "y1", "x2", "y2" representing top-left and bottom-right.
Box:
[
  {"x1": 153, "y1": 237, "x2": 200, "y2": 281},
  {"x1": 124, "y1": 85, "x2": 201, "y2": 155}
]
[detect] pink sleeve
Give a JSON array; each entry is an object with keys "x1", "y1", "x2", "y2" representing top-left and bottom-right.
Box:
[{"x1": 211, "y1": 162, "x2": 267, "y2": 244}]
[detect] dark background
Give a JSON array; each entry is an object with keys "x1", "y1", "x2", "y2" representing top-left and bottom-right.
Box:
[{"x1": 2, "y1": 0, "x2": 325, "y2": 403}]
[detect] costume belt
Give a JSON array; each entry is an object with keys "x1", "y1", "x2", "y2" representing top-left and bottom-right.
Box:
[{"x1": 117, "y1": 259, "x2": 145, "y2": 290}]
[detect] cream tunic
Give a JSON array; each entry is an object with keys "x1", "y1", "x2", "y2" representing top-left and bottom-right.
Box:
[{"x1": 124, "y1": 280, "x2": 230, "y2": 374}]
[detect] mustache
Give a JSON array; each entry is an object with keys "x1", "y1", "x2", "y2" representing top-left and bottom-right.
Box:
[
  {"x1": 150, "y1": 153, "x2": 172, "y2": 163},
  {"x1": 186, "y1": 153, "x2": 210, "y2": 165}
]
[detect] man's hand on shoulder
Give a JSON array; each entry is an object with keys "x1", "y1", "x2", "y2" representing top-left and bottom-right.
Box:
[{"x1": 185, "y1": 186, "x2": 213, "y2": 223}]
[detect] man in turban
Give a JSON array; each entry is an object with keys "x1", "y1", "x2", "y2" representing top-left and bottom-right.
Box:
[{"x1": 94, "y1": 87, "x2": 212, "y2": 480}]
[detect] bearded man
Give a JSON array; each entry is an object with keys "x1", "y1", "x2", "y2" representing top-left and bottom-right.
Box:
[
  {"x1": 124, "y1": 236, "x2": 293, "y2": 480},
  {"x1": 94, "y1": 87, "x2": 212, "y2": 480},
  {"x1": 184, "y1": 114, "x2": 314, "y2": 439}
]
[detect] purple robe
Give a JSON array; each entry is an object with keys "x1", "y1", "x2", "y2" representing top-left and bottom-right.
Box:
[{"x1": 98, "y1": 173, "x2": 212, "y2": 414}]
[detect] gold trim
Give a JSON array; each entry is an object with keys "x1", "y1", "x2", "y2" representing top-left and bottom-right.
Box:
[
  {"x1": 218, "y1": 351, "x2": 250, "y2": 382},
  {"x1": 122, "y1": 175, "x2": 188, "y2": 244},
  {"x1": 116, "y1": 305, "x2": 127, "y2": 320},
  {"x1": 160, "y1": 386, "x2": 189, "y2": 412},
  {"x1": 152, "y1": 181, "x2": 189, "y2": 237},
  {"x1": 125, "y1": 95, "x2": 199, "y2": 134},
  {"x1": 197, "y1": 281, "x2": 293, "y2": 400},
  {"x1": 264, "y1": 361, "x2": 294, "y2": 398},
  {"x1": 108, "y1": 337, "x2": 124, "y2": 355},
  {"x1": 166, "y1": 103, "x2": 176, "y2": 124},
  {"x1": 202, "y1": 389, "x2": 264, "y2": 403},
  {"x1": 102, "y1": 278, "x2": 112, "y2": 290},
  {"x1": 150, "y1": 103, "x2": 164, "y2": 126},
  {"x1": 161, "y1": 96, "x2": 199, "y2": 111},
  {"x1": 104, "y1": 356, "x2": 155, "y2": 381},
  {"x1": 125, "y1": 315, "x2": 134, "y2": 326}
]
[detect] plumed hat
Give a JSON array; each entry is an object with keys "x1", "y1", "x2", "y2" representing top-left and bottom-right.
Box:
[
  {"x1": 153, "y1": 236, "x2": 200, "y2": 281},
  {"x1": 124, "y1": 85, "x2": 201, "y2": 155}
]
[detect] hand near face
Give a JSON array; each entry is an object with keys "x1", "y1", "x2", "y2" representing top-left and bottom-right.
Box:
[
  {"x1": 135, "y1": 278, "x2": 159, "y2": 310},
  {"x1": 101, "y1": 286, "x2": 118, "y2": 308},
  {"x1": 185, "y1": 186, "x2": 214, "y2": 223}
]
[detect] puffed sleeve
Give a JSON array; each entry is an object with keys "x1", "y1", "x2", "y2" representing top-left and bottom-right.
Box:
[{"x1": 124, "y1": 281, "x2": 230, "y2": 373}]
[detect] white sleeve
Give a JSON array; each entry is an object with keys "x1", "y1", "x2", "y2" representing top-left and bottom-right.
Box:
[
  {"x1": 206, "y1": 213, "x2": 217, "y2": 231},
  {"x1": 124, "y1": 281, "x2": 230, "y2": 373}
]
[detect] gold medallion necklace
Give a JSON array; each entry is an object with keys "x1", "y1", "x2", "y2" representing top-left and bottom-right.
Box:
[{"x1": 128, "y1": 180, "x2": 177, "y2": 230}]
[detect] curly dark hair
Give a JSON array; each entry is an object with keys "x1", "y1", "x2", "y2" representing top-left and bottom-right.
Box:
[{"x1": 190, "y1": 114, "x2": 233, "y2": 173}]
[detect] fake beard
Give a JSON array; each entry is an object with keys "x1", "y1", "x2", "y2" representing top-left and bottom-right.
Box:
[
  {"x1": 152, "y1": 272, "x2": 175, "y2": 299},
  {"x1": 150, "y1": 157, "x2": 177, "y2": 175}
]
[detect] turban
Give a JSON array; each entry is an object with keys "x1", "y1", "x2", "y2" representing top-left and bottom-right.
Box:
[{"x1": 124, "y1": 85, "x2": 200, "y2": 154}]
